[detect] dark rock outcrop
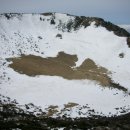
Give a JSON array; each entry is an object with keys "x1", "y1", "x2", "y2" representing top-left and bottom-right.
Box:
[
  {"x1": 66, "y1": 15, "x2": 130, "y2": 37},
  {"x1": 1, "y1": 13, "x2": 130, "y2": 38},
  {"x1": 127, "y1": 37, "x2": 130, "y2": 47}
]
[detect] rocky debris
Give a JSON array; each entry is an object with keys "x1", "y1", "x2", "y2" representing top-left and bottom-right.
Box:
[
  {"x1": 42, "y1": 12, "x2": 53, "y2": 16},
  {"x1": 1, "y1": 13, "x2": 129, "y2": 37},
  {"x1": 38, "y1": 36, "x2": 43, "y2": 40},
  {"x1": 127, "y1": 37, "x2": 130, "y2": 47},
  {"x1": 119, "y1": 53, "x2": 125, "y2": 58},
  {"x1": 56, "y1": 34, "x2": 62, "y2": 39},
  {"x1": 1, "y1": 95, "x2": 130, "y2": 130},
  {"x1": 50, "y1": 19, "x2": 56, "y2": 24},
  {"x1": 1, "y1": 13, "x2": 130, "y2": 47},
  {"x1": 59, "y1": 14, "x2": 130, "y2": 37},
  {"x1": 0, "y1": 13, "x2": 22, "y2": 20}
]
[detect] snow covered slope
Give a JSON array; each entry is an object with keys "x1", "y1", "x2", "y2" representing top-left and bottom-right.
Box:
[{"x1": 0, "y1": 13, "x2": 130, "y2": 118}]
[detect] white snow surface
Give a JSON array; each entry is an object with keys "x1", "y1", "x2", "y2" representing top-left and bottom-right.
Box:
[{"x1": 0, "y1": 13, "x2": 130, "y2": 117}]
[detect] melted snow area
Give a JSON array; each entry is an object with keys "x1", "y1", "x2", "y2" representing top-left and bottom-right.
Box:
[{"x1": 0, "y1": 13, "x2": 130, "y2": 118}]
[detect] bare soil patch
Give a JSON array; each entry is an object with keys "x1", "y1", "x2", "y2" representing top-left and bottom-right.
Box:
[{"x1": 8, "y1": 52, "x2": 128, "y2": 92}]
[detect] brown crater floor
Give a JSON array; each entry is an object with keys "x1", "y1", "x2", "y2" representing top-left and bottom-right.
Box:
[{"x1": 8, "y1": 52, "x2": 128, "y2": 92}]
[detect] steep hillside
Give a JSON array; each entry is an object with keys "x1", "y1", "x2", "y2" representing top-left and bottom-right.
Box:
[{"x1": 0, "y1": 13, "x2": 130, "y2": 124}]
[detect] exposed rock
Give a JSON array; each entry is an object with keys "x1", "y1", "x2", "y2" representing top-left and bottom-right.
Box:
[
  {"x1": 69, "y1": 16, "x2": 130, "y2": 37},
  {"x1": 38, "y1": 36, "x2": 43, "y2": 39},
  {"x1": 127, "y1": 37, "x2": 130, "y2": 47},
  {"x1": 119, "y1": 53, "x2": 124, "y2": 58},
  {"x1": 1, "y1": 13, "x2": 129, "y2": 37},
  {"x1": 50, "y1": 19, "x2": 55, "y2": 24},
  {"x1": 56, "y1": 34, "x2": 62, "y2": 39},
  {"x1": 42, "y1": 12, "x2": 53, "y2": 16}
]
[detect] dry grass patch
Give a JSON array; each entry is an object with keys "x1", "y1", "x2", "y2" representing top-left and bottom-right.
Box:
[
  {"x1": 45, "y1": 105, "x2": 59, "y2": 117},
  {"x1": 64, "y1": 102, "x2": 79, "y2": 109},
  {"x1": 8, "y1": 52, "x2": 128, "y2": 92}
]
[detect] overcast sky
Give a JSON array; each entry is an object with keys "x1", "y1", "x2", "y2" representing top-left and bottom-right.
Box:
[{"x1": 0, "y1": 0, "x2": 130, "y2": 24}]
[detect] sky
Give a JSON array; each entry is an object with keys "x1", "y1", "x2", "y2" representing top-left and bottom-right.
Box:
[{"x1": 0, "y1": 0, "x2": 130, "y2": 24}]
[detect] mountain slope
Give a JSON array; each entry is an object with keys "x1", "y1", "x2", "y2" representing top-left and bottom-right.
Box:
[
  {"x1": 0, "y1": 13, "x2": 130, "y2": 118},
  {"x1": 119, "y1": 25, "x2": 130, "y2": 33}
]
